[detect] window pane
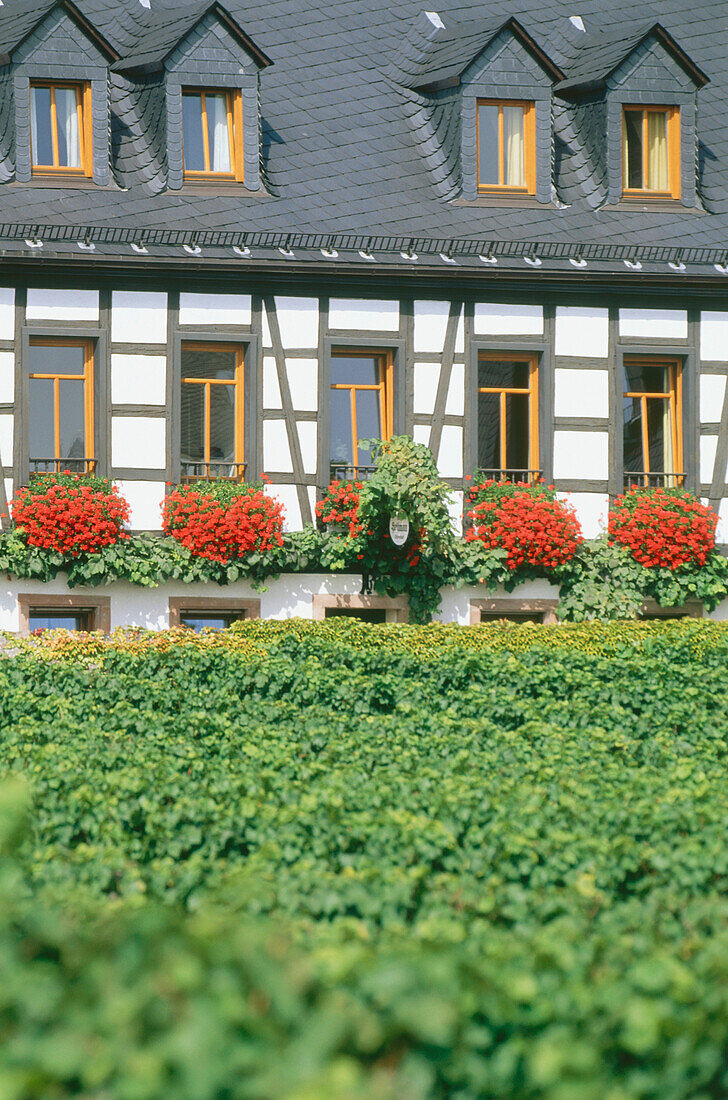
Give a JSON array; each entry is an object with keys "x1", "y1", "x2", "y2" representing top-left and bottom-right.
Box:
[
  {"x1": 180, "y1": 614, "x2": 235, "y2": 631},
  {"x1": 59, "y1": 379, "x2": 85, "y2": 458},
  {"x1": 624, "y1": 361, "x2": 668, "y2": 394},
  {"x1": 330, "y1": 388, "x2": 353, "y2": 463},
  {"x1": 31, "y1": 86, "x2": 54, "y2": 166},
  {"x1": 209, "y1": 384, "x2": 236, "y2": 463},
  {"x1": 623, "y1": 111, "x2": 643, "y2": 189},
  {"x1": 479, "y1": 359, "x2": 530, "y2": 390},
  {"x1": 623, "y1": 395, "x2": 644, "y2": 472},
  {"x1": 477, "y1": 391, "x2": 500, "y2": 469},
  {"x1": 29, "y1": 612, "x2": 87, "y2": 631},
  {"x1": 182, "y1": 348, "x2": 236, "y2": 380},
  {"x1": 331, "y1": 356, "x2": 380, "y2": 386},
  {"x1": 30, "y1": 343, "x2": 86, "y2": 375},
  {"x1": 29, "y1": 377, "x2": 55, "y2": 459},
  {"x1": 477, "y1": 104, "x2": 499, "y2": 185},
  {"x1": 646, "y1": 396, "x2": 671, "y2": 472},
  {"x1": 354, "y1": 389, "x2": 382, "y2": 465},
  {"x1": 207, "y1": 93, "x2": 232, "y2": 172},
  {"x1": 181, "y1": 383, "x2": 206, "y2": 462},
  {"x1": 55, "y1": 87, "x2": 80, "y2": 168},
  {"x1": 182, "y1": 93, "x2": 205, "y2": 171},
  {"x1": 325, "y1": 608, "x2": 387, "y2": 622},
  {"x1": 646, "y1": 110, "x2": 668, "y2": 190},
  {"x1": 503, "y1": 105, "x2": 525, "y2": 186},
  {"x1": 505, "y1": 392, "x2": 529, "y2": 469}
]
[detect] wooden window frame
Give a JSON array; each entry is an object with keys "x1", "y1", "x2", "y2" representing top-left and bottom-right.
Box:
[
  {"x1": 312, "y1": 594, "x2": 408, "y2": 623},
  {"x1": 622, "y1": 105, "x2": 681, "y2": 200},
  {"x1": 476, "y1": 99, "x2": 536, "y2": 194},
  {"x1": 477, "y1": 352, "x2": 539, "y2": 477},
  {"x1": 28, "y1": 337, "x2": 95, "y2": 473},
  {"x1": 18, "y1": 593, "x2": 110, "y2": 634},
  {"x1": 168, "y1": 596, "x2": 260, "y2": 627},
  {"x1": 182, "y1": 87, "x2": 244, "y2": 183},
  {"x1": 470, "y1": 598, "x2": 558, "y2": 625},
  {"x1": 623, "y1": 355, "x2": 683, "y2": 485},
  {"x1": 330, "y1": 349, "x2": 394, "y2": 467},
  {"x1": 181, "y1": 341, "x2": 245, "y2": 470},
  {"x1": 29, "y1": 81, "x2": 92, "y2": 177}
]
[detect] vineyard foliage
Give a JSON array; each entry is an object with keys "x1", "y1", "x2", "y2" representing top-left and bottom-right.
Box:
[{"x1": 3, "y1": 620, "x2": 728, "y2": 1097}]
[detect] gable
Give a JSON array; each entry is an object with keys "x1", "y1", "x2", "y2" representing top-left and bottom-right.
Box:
[
  {"x1": 13, "y1": 5, "x2": 111, "y2": 73},
  {"x1": 165, "y1": 10, "x2": 260, "y2": 77},
  {"x1": 462, "y1": 29, "x2": 555, "y2": 93},
  {"x1": 607, "y1": 36, "x2": 697, "y2": 96}
]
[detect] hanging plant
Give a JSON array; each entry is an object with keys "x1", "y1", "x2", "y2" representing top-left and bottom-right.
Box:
[
  {"x1": 315, "y1": 479, "x2": 363, "y2": 537},
  {"x1": 11, "y1": 472, "x2": 130, "y2": 557},
  {"x1": 465, "y1": 480, "x2": 583, "y2": 573},
  {"x1": 608, "y1": 487, "x2": 718, "y2": 569},
  {"x1": 162, "y1": 480, "x2": 285, "y2": 565}
]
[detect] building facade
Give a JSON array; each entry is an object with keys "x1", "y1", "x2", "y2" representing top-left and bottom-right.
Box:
[{"x1": 0, "y1": 0, "x2": 726, "y2": 627}]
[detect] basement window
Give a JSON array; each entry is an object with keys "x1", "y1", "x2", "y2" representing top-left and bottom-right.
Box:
[
  {"x1": 30, "y1": 82, "x2": 92, "y2": 176},
  {"x1": 182, "y1": 88, "x2": 244, "y2": 182},
  {"x1": 19, "y1": 594, "x2": 110, "y2": 633},
  {"x1": 622, "y1": 106, "x2": 680, "y2": 199},
  {"x1": 168, "y1": 597, "x2": 259, "y2": 628}
]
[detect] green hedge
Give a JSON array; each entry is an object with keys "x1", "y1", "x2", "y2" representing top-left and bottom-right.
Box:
[{"x1": 3, "y1": 622, "x2": 728, "y2": 1097}]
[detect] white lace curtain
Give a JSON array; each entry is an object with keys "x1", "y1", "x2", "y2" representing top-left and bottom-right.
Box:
[
  {"x1": 207, "y1": 93, "x2": 231, "y2": 173},
  {"x1": 503, "y1": 106, "x2": 525, "y2": 187}
]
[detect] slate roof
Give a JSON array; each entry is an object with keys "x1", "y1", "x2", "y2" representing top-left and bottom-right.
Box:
[{"x1": 0, "y1": 0, "x2": 725, "y2": 276}]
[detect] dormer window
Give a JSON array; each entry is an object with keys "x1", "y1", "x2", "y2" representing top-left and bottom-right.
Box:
[
  {"x1": 477, "y1": 100, "x2": 536, "y2": 193},
  {"x1": 182, "y1": 89, "x2": 244, "y2": 182},
  {"x1": 30, "y1": 82, "x2": 92, "y2": 177},
  {"x1": 622, "y1": 106, "x2": 680, "y2": 199}
]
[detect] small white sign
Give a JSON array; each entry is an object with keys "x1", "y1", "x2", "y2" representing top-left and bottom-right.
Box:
[{"x1": 389, "y1": 514, "x2": 410, "y2": 546}]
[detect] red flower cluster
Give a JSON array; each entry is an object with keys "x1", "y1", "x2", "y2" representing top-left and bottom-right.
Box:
[
  {"x1": 162, "y1": 484, "x2": 284, "y2": 564},
  {"x1": 315, "y1": 480, "x2": 363, "y2": 537},
  {"x1": 11, "y1": 476, "x2": 130, "y2": 555},
  {"x1": 608, "y1": 488, "x2": 717, "y2": 569},
  {"x1": 466, "y1": 484, "x2": 583, "y2": 571}
]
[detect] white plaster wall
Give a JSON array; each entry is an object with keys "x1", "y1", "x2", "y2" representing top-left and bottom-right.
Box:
[
  {"x1": 296, "y1": 422, "x2": 317, "y2": 475},
  {"x1": 413, "y1": 362, "x2": 439, "y2": 414},
  {"x1": 700, "y1": 312, "x2": 728, "y2": 362},
  {"x1": 435, "y1": 579, "x2": 560, "y2": 625},
  {"x1": 263, "y1": 420, "x2": 293, "y2": 472},
  {"x1": 447, "y1": 489, "x2": 463, "y2": 535},
  {"x1": 262, "y1": 304, "x2": 272, "y2": 348},
  {"x1": 274, "y1": 297, "x2": 318, "y2": 348},
  {"x1": 179, "y1": 293, "x2": 252, "y2": 327},
  {"x1": 414, "y1": 300, "x2": 448, "y2": 352},
  {"x1": 0, "y1": 288, "x2": 14, "y2": 340},
  {"x1": 329, "y1": 299, "x2": 399, "y2": 332},
  {"x1": 445, "y1": 362, "x2": 465, "y2": 416},
  {"x1": 437, "y1": 424, "x2": 463, "y2": 478},
  {"x1": 559, "y1": 492, "x2": 609, "y2": 539},
  {"x1": 714, "y1": 499, "x2": 728, "y2": 545},
  {"x1": 554, "y1": 306, "x2": 609, "y2": 358},
  {"x1": 413, "y1": 424, "x2": 430, "y2": 448},
  {"x1": 474, "y1": 303, "x2": 543, "y2": 335},
  {"x1": 111, "y1": 354, "x2": 166, "y2": 406},
  {"x1": 112, "y1": 417, "x2": 166, "y2": 469},
  {"x1": 3, "y1": 478, "x2": 11, "y2": 511},
  {"x1": 0, "y1": 351, "x2": 13, "y2": 403},
  {"x1": 618, "y1": 308, "x2": 687, "y2": 339},
  {"x1": 700, "y1": 436, "x2": 718, "y2": 484},
  {"x1": 26, "y1": 288, "x2": 99, "y2": 321},
  {"x1": 286, "y1": 358, "x2": 318, "y2": 411},
  {"x1": 270, "y1": 484, "x2": 301, "y2": 531},
  {"x1": 700, "y1": 374, "x2": 726, "y2": 422},
  {"x1": 116, "y1": 479, "x2": 165, "y2": 531},
  {"x1": 554, "y1": 368, "x2": 609, "y2": 418},
  {"x1": 553, "y1": 431, "x2": 608, "y2": 480},
  {"x1": 263, "y1": 356, "x2": 282, "y2": 408},
  {"x1": 0, "y1": 413, "x2": 13, "y2": 466},
  {"x1": 111, "y1": 292, "x2": 167, "y2": 344}
]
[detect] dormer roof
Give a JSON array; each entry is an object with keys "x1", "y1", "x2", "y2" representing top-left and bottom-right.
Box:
[
  {"x1": 0, "y1": 0, "x2": 119, "y2": 64},
  {"x1": 399, "y1": 14, "x2": 565, "y2": 91},
  {"x1": 112, "y1": 1, "x2": 272, "y2": 74},
  {"x1": 556, "y1": 21, "x2": 709, "y2": 95}
]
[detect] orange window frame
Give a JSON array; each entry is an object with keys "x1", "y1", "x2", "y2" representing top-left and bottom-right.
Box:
[
  {"x1": 28, "y1": 337, "x2": 95, "y2": 463},
  {"x1": 478, "y1": 352, "x2": 539, "y2": 471},
  {"x1": 476, "y1": 99, "x2": 536, "y2": 194},
  {"x1": 623, "y1": 356, "x2": 683, "y2": 476},
  {"x1": 181, "y1": 342, "x2": 245, "y2": 465},
  {"x1": 29, "y1": 81, "x2": 92, "y2": 177},
  {"x1": 330, "y1": 350, "x2": 394, "y2": 466},
  {"x1": 182, "y1": 88, "x2": 244, "y2": 182},
  {"x1": 622, "y1": 105, "x2": 680, "y2": 199}
]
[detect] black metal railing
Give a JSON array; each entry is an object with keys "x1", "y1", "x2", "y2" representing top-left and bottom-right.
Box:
[
  {"x1": 181, "y1": 461, "x2": 247, "y2": 483},
  {"x1": 329, "y1": 462, "x2": 377, "y2": 482},
  {"x1": 623, "y1": 471, "x2": 685, "y2": 490},
  {"x1": 476, "y1": 468, "x2": 544, "y2": 485},
  {"x1": 29, "y1": 457, "x2": 97, "y2": 475}
]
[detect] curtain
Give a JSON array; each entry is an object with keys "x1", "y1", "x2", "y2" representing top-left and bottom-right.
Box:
[
  {"x1": 503, "y1": 106, "x2": 525, "y2": 186},
  {"x1": 208, "y1": 94, "x2": 231, "y2": 172},
  {"x1": 30, "y1": 89, "x2": 39, "y2": 163},
  {"x1": 55, "y1": 87, "x2": 80, "y2": 167},
  {"x1": 647, "y1": 111, "x2": 668, "y2": 190}
]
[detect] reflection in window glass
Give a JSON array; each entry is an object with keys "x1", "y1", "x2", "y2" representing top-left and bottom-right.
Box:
[
  {"x1": 181, "y1": 346, "x2": 240, "y2": 467},
  {"x1": 29, "y1": 377, "x2": 54, "y2": 461},
  {"x1": 28, "y1": 612, "x2": 89, "y2": 631},
  {"x1": 477, "y1": 358, "x2": 535, "y2": 473},
  {"x1": 30, "y1": 86, "x2": 53, "y2": 166},
  {"x1": 622, "y1": 359, "x2": 679, "y2": 478},
  {"x1": 58, "y1": 379, "x2": 85, "y2": 458},
  {"x1": 180, "y1": 614, "x2": 238, "y2": 631},
  {"x1": 28, "y1": 342, "x2": 93, "y2": 468},
  {"x1": 324, "y1": 608, "x2": 388, "y2": 622},
  {"x1": 330, "y1": 353, "x2": 390, "y2": 469},
  {"x1": 477, "y1": 103, "x2": 499, "y2": 185}
]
